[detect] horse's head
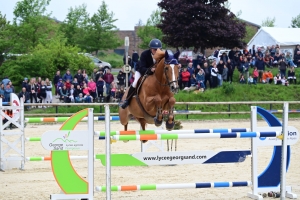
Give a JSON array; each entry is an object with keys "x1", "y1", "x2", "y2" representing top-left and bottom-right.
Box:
[{"x1": 164, "y1": 49, "x2": 180, "y2": 93}]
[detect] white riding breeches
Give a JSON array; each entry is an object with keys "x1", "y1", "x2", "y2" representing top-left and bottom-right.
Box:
[{"x1": 132, "y1": 71, "x2": 141, "y2": 88}]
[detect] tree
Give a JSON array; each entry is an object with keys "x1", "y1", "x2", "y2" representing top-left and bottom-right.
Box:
[
  {"x1": 243, "y1": 25, "x2": 257, "y2": 44},
  {"x1": 83, "y1": 1, "x2": 121, "y2": 54},
  {"x1": 60, "y1": 4, "x2": 90, "y2": 46},
  {"x1": 137, "y1": 9, "x2": 164, "y2": 49},
  {"x1": 157, "y1": 0, "x2": 246, "y2": 49},
  {"x1": 11, "y1": 0, "x2": 60, "y2": 53},
  {"x1": 291, "y1": 14, "x2": 300, "y2": 28},
  {"x1": 261, "y1": 17, "x2": 275, "y2": 27},
  {"x1": 0, "y1": 12, "x2": 13, "y2": 65}
]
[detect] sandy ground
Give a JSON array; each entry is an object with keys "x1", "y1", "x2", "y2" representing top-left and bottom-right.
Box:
[{"x1": 0, "y1": 119, "x2": 299, "y2": 200}]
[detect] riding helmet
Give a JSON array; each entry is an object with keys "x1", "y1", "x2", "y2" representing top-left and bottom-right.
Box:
[{"x1": 149, "y1": 39, "x2": 162, "y2": 49}]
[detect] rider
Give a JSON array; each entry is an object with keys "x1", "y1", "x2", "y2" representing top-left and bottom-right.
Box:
[{"x1": 119, "y1": 38, "x2": 162, "y2": 109}]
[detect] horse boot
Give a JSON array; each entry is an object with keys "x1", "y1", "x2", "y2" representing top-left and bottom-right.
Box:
[{"x1": 119, "y1": 86, "x2": 135, "y2": 109}]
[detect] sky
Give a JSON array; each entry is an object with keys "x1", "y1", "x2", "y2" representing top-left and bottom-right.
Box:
[{"x1": 0, "y1": 0, "x2": 299, "y2": 30}]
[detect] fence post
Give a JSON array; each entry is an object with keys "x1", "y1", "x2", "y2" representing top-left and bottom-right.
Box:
[
  {"x1": 186, "y1": 104, "x2": 188, "y2": 119},
  {"x1": 55, "y1": 106, "x2": 58, "y2": 117},
  {"x1": 270, "y1": 104, "x2": 272, "y2": 111},
  {"x1": 228, "y1": 104, "x2": 231, "y2": 118}
]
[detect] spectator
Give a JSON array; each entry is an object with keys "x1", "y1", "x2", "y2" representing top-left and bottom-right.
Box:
[
  {"x1": 274, "y1": 74, "x2": 282, "y2": 85},
  {"x1": 45, "y1": 78, "x2": 52, "y2": 104},
  {"x1": 263, "y1": 53, "x2": 274, "y2": 68},
  {"x1": 72, "y1": 78, "x2": 79, "y2": 89},
  {"x1": 91, "y1": 68, "x2": 98, "y2": 81},
  {"x1": 8, "y1": 81, "x2": 15, "y2": 93},
  {"x1": 192, "y1": 48, "x2": 200, "y2": 69},
  {"x1": 0, "y1": 83, "x2": 5, "y2": 100},
  {"x1": 293, "y1": 51, "x2": 300, "y2": 67},
  {"x1": 239, "y1": 75, "x2": 245, "y2": 84},
  {"x1": 270, "y1": 45, "x2": 276, "y2": 57},
  {"x1": 22, "y1": 78, "x2": 28, "y2": 90},
  {"x1": 88, "y1": 78, "x2": 97, "y2": 99},
  {"x1": 82, "y1": 83, "x2": 93, "y2": 103},
  {"x1": 286, "y1": 52, "x2": 296, "y2": 67},
  {"x1": 27, "y1": 78, "x2": 38, "y2": 105},
  {"x1": 287, "y1": 67, "x2": 297, "y2": 84},
  {"x1": 117, "y1": 70, "x2": 126, "y2": 89},
  {"x1": 110, "y1": 82, "x2": 117, "y2": 99},
  {"x1": 2, "y1": 76, "x2": 10, "y2": 86},
  {"x1": 248, "y1": 75, "x2": 254, "y2": 84},
  {"x1": 197, "y1": 52, "x2": 205, "y2": 67},
  {"x1": 64, "y1": 79, "x2": 71, "y2": 90},
  {"x1": 82, "y1": 69, "x2": 89, "y2": 80},
  {"x1": 95, "y1": 70, "x2": 104, "y2": 82},
  {"x1": 74, "y1": 84, "x2": 83, "y2": 100},
  {"x1": 281, "y1": 76, "x2": 289, "y2": 86},
  {"x1": 229, "y1": 48, "x2": 236, "y2": 60},
  {"x1": 39, "y1": 80, "x2": 47, "y2": 107},
  {"x1": 18, "y1": 87, "x2": 30, "y2": 109},
  {"x1": 96, "y1": 77, "x2": 105, "y2": 98},
  {"x1": 257, "y1": 48, "x2": 263, "y2": 58},
  {"x1": 195, "y1": 65, "x2": 201, "y2": 75},
  {"x1": 211, "y1": 64, "x2": 218, "y2": 88},
  {"x1": 187, "y1": 62, "x2": 195, "y2": 87},
  {"x1": 249, "y1": 45, "x2": 256, "y2": 57},
  {"x1": 278, "y1": 58, "x2": 288, "y2": 78},
  {"x1": 53, "y1": 70, "x2": 61, "y2": 98},
  {"x1": 273, "y1": 52, "x2": 282, "y2": 67},
  {"x1": 252, "y1": 67, "x2": 259, "y2": 85},
  {"x1": 74, "y1": 70, "x2": 83, "y2": 85},
  {"x1": 56, "y1": 78, "x2": 64, "y2": 93},
  {"x1": 226, "y1": 59, "x2": 234, "y2": 83},
  {"x1": 217, "y1": 60, "x2": 225, "y2": 86},
  {"x1": 74, "y1": 93, "x2": 83, "y2": 103},
  {"x1": 60, "y1": 85, "x2": 69, "y2": 103},
  {"x1": 4, "y1": 84, "x2": 13, "y2": 102},
  {"x1": 222, "y1": 65, "x2": 228, "y2": 82},
  {"x1": 266, "y1": 70, "x2": 274, "y2": 84},
  {"x1": 181, "y1": 67, "x2": 190, "y2": 88},
  {"x1": 129, "y1": 71, "x2": 135, "y2": 85},
  {"x1": 255, "y1": 56, "x2": 265, "y2": 83},
  {"x1": 294, "y1": 44, "x2": 300, "y2": 56},
  {"x1": 177, "y1": 64, "x2": 183, "y2": 90},
  {"x1": 240, "y1": 57, "x2": 250, "y2": 81},
  {"x1": 132, "y1": 50, "x2": 140, "y2": 71},
  {"x1": 196, "y1": 69, "x2": 205, "y2": 91},
  {"x1": 103, "y1": 69, "x2": 114, "y2": 96},
  {"x1": 69, "y1": 84, "x2": 75, "y2": 103},
  {"x1": 219, "y1": 52, "x2": 228, "y2": 64},
  {"x1": 63, "y1": 69, "x2": 73, "y2": 82},
  {"x1": 203, "y1": 62, "x2": 212, "y2": 88}
]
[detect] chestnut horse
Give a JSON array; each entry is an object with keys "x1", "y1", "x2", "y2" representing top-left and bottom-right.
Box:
[{"x1": 119, "y1": 49, "x2": 180, "y2": 136}]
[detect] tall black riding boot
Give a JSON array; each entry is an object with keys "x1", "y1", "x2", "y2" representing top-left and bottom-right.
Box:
[{"x1": 119, "y1": 86, "x2": 135, "y2": 109}]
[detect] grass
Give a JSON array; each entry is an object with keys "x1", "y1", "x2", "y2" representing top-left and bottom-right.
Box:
[
  {"x1": 97, "y1": 52, "x2": 123, "y2": 68},
  {"x1": 25, "y1": 66, "x2": 300, "y2": 120}
]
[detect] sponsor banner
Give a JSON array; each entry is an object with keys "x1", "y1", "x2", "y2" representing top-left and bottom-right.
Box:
[
  {"x1": 41, "y1": 130, "x2": 89, "y2": 151},
  {"x1": 255, "y1": 126, "x2": 299, "y2": 146}
]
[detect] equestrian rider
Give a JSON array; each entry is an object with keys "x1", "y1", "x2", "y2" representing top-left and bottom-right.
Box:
[{"x1": 119, "y1": 38, "x2": 162, "y2": 109}]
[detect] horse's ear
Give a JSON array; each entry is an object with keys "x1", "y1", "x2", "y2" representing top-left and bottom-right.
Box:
[
  {"x1": 174, "y1": 51, "x2": 180, "y2": 60},
  {"x1": 165, "y1": 49, "x2": 170, "y2": 60}
]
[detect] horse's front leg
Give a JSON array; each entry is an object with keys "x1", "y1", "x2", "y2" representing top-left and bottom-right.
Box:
[
  {"x1": 153, "y1": 95, "x2": 163, "y2": 126},
  {"x1": 166, "y1": 96, "x2": 176, "y2": 130}
]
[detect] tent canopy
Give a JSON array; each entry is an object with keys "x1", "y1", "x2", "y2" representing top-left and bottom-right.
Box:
[{"x1": 248, "y1": 27, "x2": 300, "y2": 47}]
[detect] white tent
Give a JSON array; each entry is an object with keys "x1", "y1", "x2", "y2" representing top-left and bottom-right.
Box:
[{"x1": 247, "y1": 27, "x2": 300, "y2": 56}]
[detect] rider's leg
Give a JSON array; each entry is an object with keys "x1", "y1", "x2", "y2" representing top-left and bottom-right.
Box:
[{"x1": 120, "y1": 71, "x2": 141, "y2": 109}]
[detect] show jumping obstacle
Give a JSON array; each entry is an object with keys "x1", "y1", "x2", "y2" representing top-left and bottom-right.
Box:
[{"x1": 1, "y1": 99, "x2": 299, "y2": 199}]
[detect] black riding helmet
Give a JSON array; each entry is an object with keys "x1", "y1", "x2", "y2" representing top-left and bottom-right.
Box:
[{"x1": 149, "y1": 39, "x2": 162, "y2": 49}]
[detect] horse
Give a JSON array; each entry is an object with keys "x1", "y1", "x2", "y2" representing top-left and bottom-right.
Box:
[{"x1": 119, "y1": 49, "x2": 180, "y2": 141}]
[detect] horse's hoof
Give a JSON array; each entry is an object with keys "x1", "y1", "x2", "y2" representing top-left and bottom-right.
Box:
[
  {"x1": 142, "y1": 140, "x2": 148, "y2": 143},
  {"x1": 166, "y1": 121, "x2": 175, "y2": 130},
  {"x1": 123, "y1": 140, "x2": 129, "y2": 143},
  {"x1": 154, "y1": 117, "x2": 163, "y2": 126}
]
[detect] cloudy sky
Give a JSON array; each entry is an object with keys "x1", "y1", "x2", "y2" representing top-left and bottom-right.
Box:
[{"x1": 0, "y1": 0, "x2": 299, "y2": 30}]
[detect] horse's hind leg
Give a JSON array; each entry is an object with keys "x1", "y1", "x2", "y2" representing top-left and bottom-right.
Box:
[
  {"x1": 166, "y1": 96, "x2": 175, "y2": 130},
  {"x1": 137, "y1": 118, "x2": 148, "y2": 143}
]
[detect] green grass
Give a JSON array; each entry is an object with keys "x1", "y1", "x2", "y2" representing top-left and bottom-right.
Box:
[{"x1": 97, "y1": 52, "x2": 123, "y2": 68}]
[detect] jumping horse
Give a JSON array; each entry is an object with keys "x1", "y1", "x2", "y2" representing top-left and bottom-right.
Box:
[{"x1": 119, "y1": 49, "x2": 180, "y2": 141}]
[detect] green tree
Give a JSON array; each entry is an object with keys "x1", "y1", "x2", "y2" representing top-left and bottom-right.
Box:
[
  {"x1": 0, "y1": 12, "x2": 13, "y2": 65},
  {"x1": 84, "y1": 1, "x2": 121, "y2": 54},
  {"x1": 261, "y1": 17, "x2": 276, "y2": 27},
  {"x1": 11, "y1": 0, "x2": 60, "y2": 53},
  {"x1": 291, "y1": 14, "x2": 300, "y2": 28},
  {"x1": 137, "y1": 9, "x2": 164, "y2": 49},
  {"x1": 60, "y1": 4, "x2": 90, "y2": 47},
  {"x1": 0, "y1": 35, "x2": 93, "y2": 86}
]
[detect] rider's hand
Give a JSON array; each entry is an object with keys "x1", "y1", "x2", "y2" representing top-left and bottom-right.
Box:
[{"x1": 151, "y1": 68, "x2": 156, "y2": 72}]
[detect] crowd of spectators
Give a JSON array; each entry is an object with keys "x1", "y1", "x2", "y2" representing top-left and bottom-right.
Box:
[{"x1": 177, "y1": 44, "x2": 299, "y2": 91}]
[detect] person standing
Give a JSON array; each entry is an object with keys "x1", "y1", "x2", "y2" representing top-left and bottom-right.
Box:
[
  {"x1": 132, "y1": 50, "x2": 139, "y2": 71},
  {"x1": 53, "y1": 70, "x2": 61, "y2": 98},
  {"x1": 103, "y1": 69, "x2": 114, "y2": 97}
]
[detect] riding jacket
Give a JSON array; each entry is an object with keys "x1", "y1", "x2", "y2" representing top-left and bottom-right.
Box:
[{"x1": 136, "y1": 49, "x2": 155, "y2": 76}]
